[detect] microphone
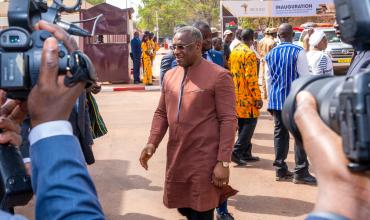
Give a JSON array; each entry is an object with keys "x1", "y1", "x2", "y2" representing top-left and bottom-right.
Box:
[{"x1": 56, "y1": 20, "x2": 91, "y2": 37}]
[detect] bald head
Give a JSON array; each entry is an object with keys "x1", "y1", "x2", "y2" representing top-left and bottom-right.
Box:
[{"x1": 278, "y1": 23, "x2": 294, "y2": 43}]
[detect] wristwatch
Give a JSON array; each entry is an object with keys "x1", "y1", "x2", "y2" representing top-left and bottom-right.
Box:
[{"x1": 220, "y1": 161, "x2": 229, "y2": 168}]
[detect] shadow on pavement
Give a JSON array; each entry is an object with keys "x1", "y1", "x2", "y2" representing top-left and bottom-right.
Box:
[
  {"x1": 121, "y1": 213, "x2": 166, "y2": 220},
  {"x1": 252, "y1": 143, "x2": 294, "y2": 155},
  {"x1": 89, "y1": 160, "x2": 163, "y2": 219},
  {"x1": 253, "y1": 133, "x2": 274, "y2": 141},
  {"x1": 232, "y1": 157, "x2": 295, "y2": 172},
  {"x1": 258, "y1": 115, "x2": 274, "y2": 121},
  {"x1": 228, "y1": 195, "x2": 314, "y2": 217}
]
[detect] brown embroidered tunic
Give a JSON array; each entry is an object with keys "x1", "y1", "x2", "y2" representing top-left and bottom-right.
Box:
[{"x1": 148, "y1": 59, "x2": 237, "y2": 211}]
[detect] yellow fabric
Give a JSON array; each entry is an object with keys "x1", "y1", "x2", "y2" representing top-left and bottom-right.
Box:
[
  {"x1": 141, "y1": 41, "x2": 152, "y2": 59},
  {"x1": 229, "y1": 43, "x2": 261, "y2": 118},
  {"x1": 152, "y1": 41, "x2": 160, "y2": 61},
  {"x1": 142, "y1": 42, "x2": 153, "y2": 84}
]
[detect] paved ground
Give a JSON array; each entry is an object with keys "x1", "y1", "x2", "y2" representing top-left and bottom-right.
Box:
[
  {"x1": 16, "y1": 90, "x2": 318, "y2": 220},
  {"x1": 14, "y1": 48, "x2": 328, "y2": 219}
]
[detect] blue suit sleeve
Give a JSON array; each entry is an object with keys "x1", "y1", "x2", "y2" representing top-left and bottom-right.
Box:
[
  {"x1": 31, "y1": 135, "x2": 105, "y2": 220},
  {"x1": 171, "y1": 59, "x2": 178, "y2": 68},
  {"x1": 212, "y1": 50, "x2": 224, "y2": 67},
  {"x1": 0, "y1": 211, "x2": 27, "y2": 220}
]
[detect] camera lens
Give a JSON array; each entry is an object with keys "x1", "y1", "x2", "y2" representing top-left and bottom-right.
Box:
[{"x1": 282, "y1": 75, "x2": 345, "y2": 140}]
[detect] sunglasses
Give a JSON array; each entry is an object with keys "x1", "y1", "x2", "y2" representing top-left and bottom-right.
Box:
[{"x1": 170, "y1": 42, "x2": 195, "y2": 50}]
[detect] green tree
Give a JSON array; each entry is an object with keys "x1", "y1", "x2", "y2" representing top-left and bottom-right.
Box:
[
  {"x1": 181, "y1": 0, "x2": 219, "y2": 27},
  {"x1": 86, "y1": 0, "x2": 105, "y2": 5},
  {"x1": 138, "y1": 0, "x2": 220, "y2": 38}
]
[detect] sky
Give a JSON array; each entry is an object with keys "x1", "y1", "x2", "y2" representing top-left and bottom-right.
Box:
[{"x1": 106, "y1": 0, "x2": 142, "y2": 16}]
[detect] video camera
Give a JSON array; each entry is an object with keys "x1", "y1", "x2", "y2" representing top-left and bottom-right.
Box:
[
  {"x1": 282, "y1": 0, "x2": 370, "y2": 172},
  {"x1": 0, "y1": 0, "x2": 101, "y2": 100},
  {"x1": 0, "y1": 0, "x2": 101, "y2": 210}
]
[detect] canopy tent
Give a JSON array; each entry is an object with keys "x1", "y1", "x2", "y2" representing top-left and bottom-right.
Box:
[{"x1": 221, "y1": 0, "x2": 335, "y2": 32}]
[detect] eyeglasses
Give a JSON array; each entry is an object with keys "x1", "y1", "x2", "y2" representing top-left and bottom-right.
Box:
[{"x1": 170, "y1": 42, "x2": 195, "y2": 50}]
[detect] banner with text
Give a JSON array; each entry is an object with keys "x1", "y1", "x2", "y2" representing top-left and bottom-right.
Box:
[{"x1": 221, "y1": 0, "x2": 335, "y2": 17}]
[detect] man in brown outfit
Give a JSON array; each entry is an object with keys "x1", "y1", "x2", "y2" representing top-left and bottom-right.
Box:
[
  {"x1": 257, "y1": 28, "x2": 277, "y2": 99},
  {"x1": 139, "y1": 26, "x2": 237, "y2": 220}
]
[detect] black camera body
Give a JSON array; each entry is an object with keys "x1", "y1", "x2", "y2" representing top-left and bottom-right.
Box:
[
  {"x1": 283, "y1": 72, "x2": 370, "y2": 171},
  {"x1": 0, "y1": 0, "x2": 96, "y2": 100},
  {"x1": 335, "y1": 0, "x2": 370, "y2": 47},
  {"x1": 0, "y1": 144, "x2": 33, "y2": 209},
  {"x1": 282, "y1": 0, "x2": 370, "y2": 171},
  {"x1": 0, "y1": 27, "x2": 70, "y2": 100}
]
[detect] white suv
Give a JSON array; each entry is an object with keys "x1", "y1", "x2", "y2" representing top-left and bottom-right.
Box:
[{"x1": 299, "y1": 28, "x2": 354, "y2": 70}]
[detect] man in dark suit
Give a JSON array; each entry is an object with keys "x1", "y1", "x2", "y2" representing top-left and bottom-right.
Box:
[
  {"x1": 130, "y1": 31, "x2": 142, "y2": 84},
  {"x1": 159, "y1": 51, "x2": 175, "y2": 86},
  {"x1": 193, "y1": 22, "x2": 224, "y2": 67},
  {"x1": 69, "y1": 92, "x2": 95, "y2": 164}
]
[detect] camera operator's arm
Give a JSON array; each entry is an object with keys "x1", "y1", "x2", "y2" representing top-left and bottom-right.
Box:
[
  {"x1": 294, "y1": 92, "x2": 370, "y2": 220},
  {"x1": 28, "y1": 24, "x2": 104, "y2": 219}
]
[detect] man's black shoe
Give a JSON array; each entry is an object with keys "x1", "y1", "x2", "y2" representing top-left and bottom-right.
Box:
[
  {"x1": 243, "y1": 155, "x2": 260, "y2": 162},
  {"x1": 231, "y1": 153, "x2": 247, "y2": 166},
  {"x1": 216, "y1": 212, "x2": 234, "y2": 220},
  {"x1": 293, "y1": 173, "x2": 317, "y2": 185},
  {"x1": 275, "y1": 170, "x2": 293, "y2": 181}
]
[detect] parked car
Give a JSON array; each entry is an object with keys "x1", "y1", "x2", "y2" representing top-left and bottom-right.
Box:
[{"x1": 299, "y1": 27, "x2": 354, "y2": 70}]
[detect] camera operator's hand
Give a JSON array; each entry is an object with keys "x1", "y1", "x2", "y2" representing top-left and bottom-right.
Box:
[
  {"x1": 89, "y1": 82, "x2": 102, "y2": 95},
  {"x1": 28, "y1": 23, "x2": 85, "y2": 127},
  {"x1": 0, "y1": 98, "x2": 24, "y2": 147},
  {"x1": 35, "y1": 20, "x2": 78, "y2": 52},
  {"x1": 294, "y1": 91, "x2": 370, "y2": 220}
]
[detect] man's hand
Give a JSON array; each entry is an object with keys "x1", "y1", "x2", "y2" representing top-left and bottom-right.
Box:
[
  {"x1": 303, "y1": 28, "x2": 315, "y2": 51},
  {"x1": 89, "y1": 82, "x2": 102, "y2": 94},
  {"x1": 28, "y1": 22, "x2": 85, "y2": 127},
  {"x1": 139, "y1": 144, "x2": 156, "y2": 170},
  {"x1": 294, "y1": 91, "x2": 370, "y2": 219},
  {"x1": 255, "y1": 100, "x2": 263, "y2": 109},
  {"x1": 212, "y1": 162, "x2": 229, "y2": 188},
  {"x1": 0, "y1": 98, "x2": 24, "y2": 147},
  {"x1": 0, "y1": 116, "x2": 22, "y2": 146}
]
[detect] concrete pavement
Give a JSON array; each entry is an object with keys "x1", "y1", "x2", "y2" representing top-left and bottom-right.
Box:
[{"x1": 16, "y1": 91, "x2": 317, "y2": 220}]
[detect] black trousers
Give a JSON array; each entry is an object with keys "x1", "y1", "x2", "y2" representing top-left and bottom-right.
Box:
[
  {"x1": 233, "y1": 118, "x2": 258, "y2": 157},
  {"x1": 178, "y1": 208, "x2": 214, "y2": 220},
  {"x1": 272, "y1": 110, "x2": 309, "y2": 176},
  {"x1": 133, "y1": 57, "x2": 141, "y2": 83}
]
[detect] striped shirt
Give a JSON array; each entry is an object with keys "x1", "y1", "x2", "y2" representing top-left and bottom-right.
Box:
[
  {"x1": 307, "y1": 50, "x2": 334, "y2": 75},
  {"x1": 265, "y1": 42, "x2": 310, "y2": 110}
]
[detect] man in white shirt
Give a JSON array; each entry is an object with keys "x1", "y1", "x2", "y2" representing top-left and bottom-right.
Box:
[{"x1": 229, "y1": 29, "x2": 242, "y2": 51}]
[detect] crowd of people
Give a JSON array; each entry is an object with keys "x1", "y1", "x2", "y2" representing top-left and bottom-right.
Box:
[
  {"x1": 130, "y1": 31, "x2": 160, "y2": 85},
  {"x1": 0, "y1": 6, "x2": 369, "y2": 220}
]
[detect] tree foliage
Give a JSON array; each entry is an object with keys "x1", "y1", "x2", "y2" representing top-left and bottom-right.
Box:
[
  {"x1": 138, "y1": 0, "x2": 220, "y2": 38},
  {"x1": 86, "y1": 0, "x2": 105, "y2": 5}
]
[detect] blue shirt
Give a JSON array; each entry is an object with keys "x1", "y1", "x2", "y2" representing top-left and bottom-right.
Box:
[
  {"x1": 130, "y1": 37, "x2": 142, "y2": 59},
  {"x1": 265, "y1": 42, "x2": 309, "y2": 110}
]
